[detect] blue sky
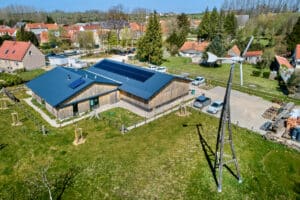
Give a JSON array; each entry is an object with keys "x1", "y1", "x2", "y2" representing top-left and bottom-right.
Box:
[{"x1": 0, "y1": 0, "x2": 223, "y2": 13}]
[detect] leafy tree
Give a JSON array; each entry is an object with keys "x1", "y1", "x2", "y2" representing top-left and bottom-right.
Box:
[
  {"x1": 197, "y1": 8, "x2": 210, "y2": 40},
  {"x1": 136, "y1": 11, "x2": 163, "y2": 65},
  {"x1": 107, "y1": 30, "x2": 118, "y2": 49},
  {"x1": 206, "y1": 34, "x2": 226, "y2": 57},
  {"x1": 76, "y1": 31, "x2": 94, "y2": 49},
  {"x1": 46, "y1": 15, "x2": 55, "y2": 23},
  {"x1": 0, "y1": 34, "x2": 13, "y2": 45},
  {"x1": 287, "y1": 71, "x2": 300, "y2": 94},
  {"x1": 16, "y1": 26, "x2": 39, "y2": 46},
  {"x1": 286, "y1": 16, "x2": 300, "y2": 52}
]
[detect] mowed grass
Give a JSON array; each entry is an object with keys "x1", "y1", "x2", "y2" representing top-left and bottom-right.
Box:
[
  {"x1": 0, "y1": 100, "x2": 299, "y2": 199},
  {"x1": 17, "y1": 68, "x2": 46, "y2": 82},
  {"x1": 162, "y1": 57, "x2": 282, "y2": 96}
]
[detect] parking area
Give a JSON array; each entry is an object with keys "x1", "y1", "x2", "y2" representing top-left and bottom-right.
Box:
[{"x1": 191, "y1": 85, "x2": 274, "y2": 135}]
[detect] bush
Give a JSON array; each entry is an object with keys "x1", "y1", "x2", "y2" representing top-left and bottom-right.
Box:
[
  {"x1": 0, "y1": 73, "x2": 23, "y2": 87},
  {"x1": 262, "y1": 71, "x2": 270, "y2": 79},
  {"x1": 252, "y1": 70, "x2": 261, "y2": 77}
]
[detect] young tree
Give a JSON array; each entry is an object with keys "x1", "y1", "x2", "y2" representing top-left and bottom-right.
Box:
[
  {"x1": 46, "y1": 15, "x2": 55, "y2": 23},
  {"x1": 136, "y1": 11, "x2": 163, "y2": 65},
  {"x1": 197, "y1": 8, "x2": 210, "y2": 40},
  {"x1": 286, "y1": 16, "x2": 300, "y2": 52},
  {"x1": 107, "y1": 30, "x2": 118, "y2": 49}
]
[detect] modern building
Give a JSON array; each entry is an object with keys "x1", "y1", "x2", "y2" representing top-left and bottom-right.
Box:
[
  {"x1": 0, "y1": 41, "x2": 45, "y2": 72},
  {"x1": 26, "y1": 59, "x2": 190, "y2": 119}
]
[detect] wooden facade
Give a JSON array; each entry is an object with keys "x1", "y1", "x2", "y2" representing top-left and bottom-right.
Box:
[{"x1": 120, "y1": 79, "x2": 189, "y2": 111}]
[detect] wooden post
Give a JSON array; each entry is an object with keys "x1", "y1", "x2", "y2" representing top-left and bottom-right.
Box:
[
  {"x1": 11, "y1": 112, "x2": 22, "y2": 126},
  {"x1": 0, "y1": 98, "x2": 8, "y2": 110}
]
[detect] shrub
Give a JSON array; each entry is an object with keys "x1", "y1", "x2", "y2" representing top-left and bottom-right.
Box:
[
  {"x1": 262, "y1": 71, "x2": 270, "y2": 79},
  {"x1": 252, "y1": 70, "x2": 261, "y2": 77}
]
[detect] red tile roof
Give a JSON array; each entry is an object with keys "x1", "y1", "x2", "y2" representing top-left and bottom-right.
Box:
[
  {"x1": 296, "y1": 44, "x2": 300, "y2": 60},
  {"x1": 82, "y1": 25, "x2": 100, "y2": 30},
  {"x1": 244, "y1": 50, "x2": 263, "y2": 57},
  {"x1": 0, "y1": 41, "x2": 31, "y2": 62},
  {"x1": 45, "y1": 23, "x2": 59, "y2": 30},
  {"x1": 26, "y1": 23, "x2": 47, "y2": 29},
  {"x1": 129, "y1": 22, "x2": 145, "y2": 32},
  {"x1": 228, "y1": 45, "x2": 241, "y2": 56},
  {"x1": 275, "y1": 55, "x2": 293, "y2": 69},
  {"x1": 180, "y1": 41, "x2": 209, "y2": 52},
  {"x1": 0, "y1": 28, "x2": 16, "y2": 36}
]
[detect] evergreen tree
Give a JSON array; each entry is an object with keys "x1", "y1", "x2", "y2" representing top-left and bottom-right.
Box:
[
  {"x1": 136, "y1": 11, "x2": 163, "y2": 65},
  {"x1": 166, "y1": 13, "x2": 190, "y2": 55},
  {"x1": 16, "y1": 26, "x2": 39, "y2": 46},
  {"x1": 197, "y1": 8, "x2": 210, "y2": 40},
  {"x1": 46, "y1": 15, "x2": 55, "y2": 23},
  {"x1": 0, "y1": 34, "x2": 13, "y2": 45},
  {"x1": 286, "y1": 16, "x2": 300, "y2": 52},
  {"x1": 209, "y1": 7, "x2": 219, "y2": 40},
  {"x1": 206, "y1": 34, "x2": 226, "y2": 57},
  {"x1": 107, "y1": 30, "x2": 118, "y2": 49},
  {"x1": 224, "y1": 12, "x2": 237, "y2": 37}
]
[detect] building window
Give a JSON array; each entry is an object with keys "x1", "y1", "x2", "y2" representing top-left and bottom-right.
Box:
[
  {"x1": 5, "y1": 49, "x2": 9, "y2": 54},
  {"x1": 15, "y1": 62, "x2": 18, "y2": 66},
  {"x1": 29, "y1": 51, "x2": 32, "y2": 55}
]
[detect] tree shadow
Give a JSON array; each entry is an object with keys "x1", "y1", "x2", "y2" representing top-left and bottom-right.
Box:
[
  {"x1": 0, "y1": 143, "x2": 8, "y2": 151},
  {"x1": 53, "y1": 167, "x2": 80, "y2": 200}
]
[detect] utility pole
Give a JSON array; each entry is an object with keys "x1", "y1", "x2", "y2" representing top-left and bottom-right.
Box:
[{"x1": 214, "y1": 63, "x2": 242, "y2": 192}]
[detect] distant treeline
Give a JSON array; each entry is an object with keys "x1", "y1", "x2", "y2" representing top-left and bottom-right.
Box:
[
  {"x1": 222, "y1": 0, "x2": 300, "y2": 15},
  {"x1": 0, "y1": 5, "x2": 150, "y2": 26}
]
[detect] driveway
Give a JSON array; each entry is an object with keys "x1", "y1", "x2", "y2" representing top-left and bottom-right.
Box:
[{"x1": 191, "y1": 85, "x2": 274, "y2": 135}]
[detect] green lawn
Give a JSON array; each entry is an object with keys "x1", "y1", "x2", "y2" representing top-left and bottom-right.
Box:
[
  {"x1": 17, "y1": 69, "x2": 46, "y2": 82},
  {"x1": 0, "y1": 98, "x2": 299, "y2": 199},
  {"x1": 163, "y1": 57, "x2": 280, "y2": 94}
]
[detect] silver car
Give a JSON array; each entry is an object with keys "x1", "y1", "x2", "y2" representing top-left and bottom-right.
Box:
[{"x1": 207, "y1": 100, "x2": 223, "y2": 114}]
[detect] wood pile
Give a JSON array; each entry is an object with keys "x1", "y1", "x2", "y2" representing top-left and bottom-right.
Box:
[{"x1": 262, "y1": 106, "x2": 279, "y2": 120}]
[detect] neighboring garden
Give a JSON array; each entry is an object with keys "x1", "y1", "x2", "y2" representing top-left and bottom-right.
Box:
[
  {"x1": 162, "y1": 56, "x2": 300, "y2": 104},
  {"x1": 0, "y1": 96, "x2": 299, "y2": 199},
  {"x1": 0, "y1": 69, "x2": 45, "y2": 88}
]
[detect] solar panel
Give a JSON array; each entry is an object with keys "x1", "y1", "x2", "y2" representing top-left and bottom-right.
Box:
[
  {"x1": 94, "y1": 60, "x2": 154, "y2": 82},
  {"x1": 68, "y1": 78, "x2": 85, "y2": 89}
]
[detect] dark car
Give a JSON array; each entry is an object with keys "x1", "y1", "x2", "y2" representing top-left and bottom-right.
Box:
[
  {"x1": 260, "y1": 121, "x2": 272, "y2": 131},
  {"x1": 193, "y1": 95, "x2": 211, "y2": 109}
]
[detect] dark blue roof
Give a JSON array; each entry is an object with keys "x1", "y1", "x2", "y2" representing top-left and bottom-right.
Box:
[
  {"x1": 26, "y1": 67, "x2": 119, "y2": 107},
  {"x1": 88, "y1": 59, "x2": 176, "y2": 100}
]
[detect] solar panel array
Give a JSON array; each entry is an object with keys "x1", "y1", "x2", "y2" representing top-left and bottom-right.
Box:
[
  {"x1": 68, "y1": 78, "x2": 86, "y2": 89},
  {"x1": 94, "y1": 60, "x2": 154, "y2": 82}
]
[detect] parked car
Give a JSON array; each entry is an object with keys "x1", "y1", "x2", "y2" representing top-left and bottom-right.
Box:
[
  {"x1": 260, "y1": 121, "x2": 272, "y2": 131},
  {"x1": 192, "y1": 76, "x2": 205, "y2": 86},
  {"x1": 207, "y1": 100, "x2": 223, "y2": 114},
  {"x1": 148, "y1": 65, "x2": 157, "y2": 71},
  {"x1": 156, "y1": 66, "x2": 167, "y2": 73},
  {"x1": 193, "y1": 95, "x2": 211, "y2": 109}
]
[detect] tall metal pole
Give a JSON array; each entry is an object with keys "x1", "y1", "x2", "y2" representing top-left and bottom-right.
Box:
[{"x1": 214, "y1": 63, "x2": 242, "y2": 192}]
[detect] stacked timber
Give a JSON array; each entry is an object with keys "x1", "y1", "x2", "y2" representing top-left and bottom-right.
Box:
[{"x1": 262, "y1": 106, "x2": 279, "y2": 120}]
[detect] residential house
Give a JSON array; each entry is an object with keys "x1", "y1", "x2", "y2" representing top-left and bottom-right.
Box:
[
  {"x1": 26, "y1": 59, "x2": 189, "y2": 119},
  {"x1": 25, "y1": 23, "x2": 48, "y2": 35},
  {"x1": 79, "y1": 24, "x2": 101, "y2": 47},
  {"x1": 227, "y1": 45, "x2": 241, "y2": 57},
  {"x1": 129, "y1": 22, "x2": 145, "y2": 40},
  {"x1": 272, "y1": 55, "x2": 294, "y2": 83},
  {"x1": 179, "y1": 41, "x2": 209, "y2": 63},
  {"x1": 293, "y1": 44, "x2": 300, "y2": 70},
  {"x1": 26, "y1": 23, "x2": 60, "y2": 44},
  {"x1": 244, "y1": 51, "x2": 263, "y2": 64},
  {"x1": 0, "y1": 41, "x2": 45, "y2": 72},
  {"x1": 0, "y1": 27, "x2": 16, "y2": 37}
]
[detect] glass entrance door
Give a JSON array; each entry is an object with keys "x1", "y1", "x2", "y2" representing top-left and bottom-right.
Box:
[{"x1": 89, "y1": 97, "x2": 99, "y2": 110}]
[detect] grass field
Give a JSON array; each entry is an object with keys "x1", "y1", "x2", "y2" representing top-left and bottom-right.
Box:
[
  {"x1": 17, "y1": 69, "x2": 46, "y2": 82},
  {"x1": 0, "y1": 98, "x2": 299, "y2": 199}
]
